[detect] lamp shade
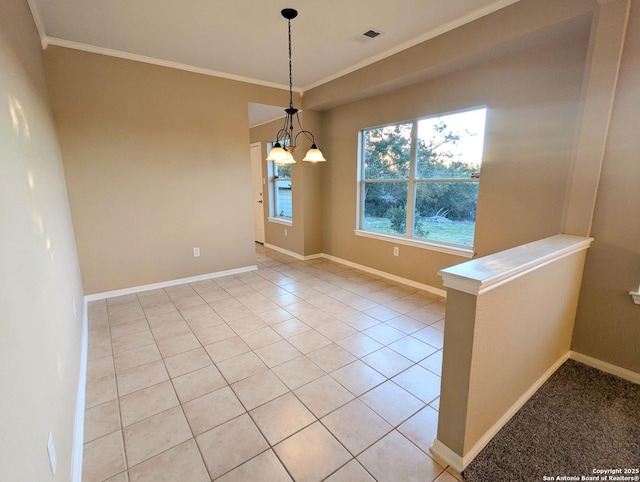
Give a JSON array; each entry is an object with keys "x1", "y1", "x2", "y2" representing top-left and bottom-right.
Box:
[
  {"x1": 302, "y1": 145, "x2": 326, "y2": 162},
  {"x1": 280, "y1": 150, "x2": 296, "y2": 164},
  {"x1": 266, "y1": 145, "x2": 296, "y2": 164}
]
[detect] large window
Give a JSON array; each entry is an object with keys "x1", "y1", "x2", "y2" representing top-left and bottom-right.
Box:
[
  {"x1": 268, "y1": 158, "x2": 293, "y2": 222},
  {"x1": 358, "y1": 107, "x2": 486, "y2": 250}
]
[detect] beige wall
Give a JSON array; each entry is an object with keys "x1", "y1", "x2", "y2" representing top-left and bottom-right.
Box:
[
  {"x1": 250, "y1": 118, "x2": 302, "y2": 253},
  {"x1": 438, "y1": 247, "x2": 588, "y2": 460},
  {"x1": 304, "y1": 0, "x2": 595, "y2": 111},
  {"x1": 463, "y1": 251, "x2": 586, "y2": 452},
  {"x1": 436, "y1": 290, "x2": 476, "y2": 453},
  {"x1": 572, "y1": 0, "x2": 640, "y2": 373},
  {"x1": 318, "y1": 24, "x2": 589, "y2": 289},
  {"x1": 299, "y1": 110, "x2": 325, "y2": 256},
  {"x1": 45, "y1": 46, "x2": 288, "y2": 294},
  {"x1": 0, "y1": 1, "x2": 636, "y2": 480},
  {"x1": 249, "y1": 110, "x2": 325, "y2": 257},
  {"x1": 0, "y1": 0, "x2": 85, "y2": 480}
]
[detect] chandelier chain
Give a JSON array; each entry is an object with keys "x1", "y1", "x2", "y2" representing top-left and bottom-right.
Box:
[
  {"x1": 265, "y1": 8, "x2": 326, "y2": 163},
  {"x1": 288, "y1": 18, "x2": 294, "y2": 109}
]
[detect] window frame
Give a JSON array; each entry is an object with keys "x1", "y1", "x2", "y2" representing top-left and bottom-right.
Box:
[
  {"x1": 267, "y1": 142, "x2": 293, "y2": 225},
  {"x1": 356, "y1": 108, "x2": 486, "y2": 257}
]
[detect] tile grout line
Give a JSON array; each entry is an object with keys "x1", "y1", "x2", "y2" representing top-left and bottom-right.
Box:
[
  {"x1": 150, "y1": 288, "x2": 212, "y2": 480},
  {"x1": 107, "y1": 297, "x2": 131, "y2": 481},
  {"x1": 85, "y1": 247, "x2": 448, "y2": 481}
]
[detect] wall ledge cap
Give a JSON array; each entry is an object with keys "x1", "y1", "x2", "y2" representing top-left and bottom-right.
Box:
[{"x1": 438, "y1": 234, "x2": 593, "y2": 295}]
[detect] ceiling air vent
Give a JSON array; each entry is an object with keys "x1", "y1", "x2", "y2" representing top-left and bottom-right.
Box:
[{"x1": 351, "y1": 28, "x2": 385, "y2": 43}]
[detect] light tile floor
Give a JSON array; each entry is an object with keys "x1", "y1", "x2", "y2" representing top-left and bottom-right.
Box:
[{"x1": 83, "y1": 244, "x2": 463, "y2": 482}]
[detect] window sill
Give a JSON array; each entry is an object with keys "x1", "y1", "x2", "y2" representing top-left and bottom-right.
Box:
[
  {"x1": 354, "y1": 230, "x2": 474, "y2": 258},
  {"x1": 269, "y1": 217, "x2": 292, "y2": 226}
]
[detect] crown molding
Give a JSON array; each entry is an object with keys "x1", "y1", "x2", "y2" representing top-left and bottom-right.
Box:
[
  {"x1": 41, "y1": 36, "x2": 303, "y2": 93},
  {"x1": 25, "y1": 0, "x2": 48, "y2": 49},
  {"x1": 30, "y1": 0, "x2": 521, "y2": 95}
]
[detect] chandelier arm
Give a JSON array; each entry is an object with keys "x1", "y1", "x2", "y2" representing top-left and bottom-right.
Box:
[
  {"x1": 293, "y1": 112, "x2": 317, "y2": 146},
  {"x1": 293, "y1": 129, "x2": 317, "y2": 147},
  {"x1": 274, "y1": 126, "x2": 288, "y2": 143},
  {"x1": 276, "y1": 129, "x2": 284, "y2": 144},
  {"x1": 276, "y1": 113, "x2": 295, "y2": 144}
]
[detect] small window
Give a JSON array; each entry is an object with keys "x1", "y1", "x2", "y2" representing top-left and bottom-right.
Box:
[
  {"x1": 267, "y1": 142, "x2": 293, "y2": 223},
  {"x1": 358, "y1": 107, "x2": 486, "y2": 249}
]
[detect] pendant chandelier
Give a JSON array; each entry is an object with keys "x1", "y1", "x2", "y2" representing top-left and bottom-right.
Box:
[{"x1": 266, "y1": 8, "x2": 326, "y2": 164}]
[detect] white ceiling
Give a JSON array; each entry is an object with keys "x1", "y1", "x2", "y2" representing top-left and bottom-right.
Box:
[{"x1": 27, "y1": 0, "x2": 520, "y2": 125}]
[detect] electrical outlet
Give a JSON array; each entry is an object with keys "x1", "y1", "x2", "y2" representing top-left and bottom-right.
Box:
[
  {"x1": 393, "y1": 247, "x2": 399, "y2": 256},
  {"x1": 47, "y1": 432, "x2": 57, "y2": 475},
  {"x1": 193, "y1": 247, "x2": 200, "y2": 257},
  {"x1": 72, "y1": 300, "x2": 77, "y2": 318},
  {"x1": 284, "y1": 229, "x2": 288, "y2": 236}
]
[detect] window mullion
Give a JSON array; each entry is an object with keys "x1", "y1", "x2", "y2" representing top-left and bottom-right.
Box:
[
  {"x1": 357, "y1": 131, "x2": 364, "y2": 230},
  {"x1": 419, "y1": 178, "x2": 477, "y2": 183},
  {"x1": 273, "y1": 168, "x2": 280, "y2": 217},
  {"x1": 406, "y1": 120, "x2": 418, "y2": 237}
]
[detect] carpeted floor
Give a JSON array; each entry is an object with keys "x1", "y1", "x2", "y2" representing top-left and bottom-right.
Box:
[{"x1": 463, "y1": 360, "x2": 640, "y2": 482}]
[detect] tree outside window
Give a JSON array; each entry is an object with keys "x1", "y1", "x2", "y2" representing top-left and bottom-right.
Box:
[{"x1": 359, "y1": 108, "x2": 486, "y2": 247}]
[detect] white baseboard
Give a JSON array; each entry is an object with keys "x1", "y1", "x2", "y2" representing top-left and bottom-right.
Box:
[
  {"x1": 263, "y1": 243, "x2": 306, "y2": 260},
  {"x1": 85, "y1": 265, "x2": 258, "y2": 301},
  {"x1": 432, "y1": 351, "x2": 570, "y2": 472},
  {"x1": 262, "y1": 244, "x2": 446, "y2": 297},
  {"x1": 320, "y1": 253, "x2": 447, "y2": 298},
  {"x1": 262, "y1": 243, "x2": 325, "y2": 262},
  {"x1": 430, "y1": 439, "x2": 465, "y2": 473},
  {"x1": 432, "y1": 352, "x2": 639, "y2": 474},
  {"x1": 570, "y1": 351, "x2": 640, "y2": 384},
  {"x1": 71, "y1": 298, "x2": 89, "y2": 482}
]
